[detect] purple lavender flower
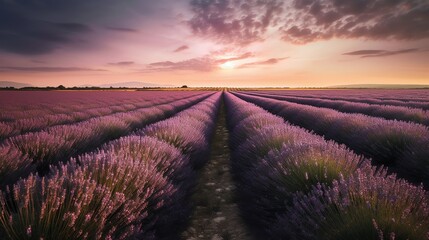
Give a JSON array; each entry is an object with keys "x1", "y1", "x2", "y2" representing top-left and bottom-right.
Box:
[
  {"x1": 234, "y1": 92, "x2": 429, "y2": 185},
  {"x1": 0, "y1": 173, "x2": 129, "y2": 239},
  {"x1": 246, "y1": 92, "x2": 429, "y2": 126},
  {"x1": 278, "y1": 169, "x2": 429, "y2": 240},
  {"x1": 230, "y1": 113, "x2": 284, "y2": 149},
  {"x1": 0, "y1": 145, "x2": 35, "y2": 188},
  {"x1": 103, "y1": 136, "x2": 193, "y2": 185}
]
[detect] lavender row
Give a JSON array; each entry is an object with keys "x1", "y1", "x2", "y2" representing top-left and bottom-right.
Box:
[
  {"x1": 235, "y1": 92, "x2": 429, "y2": 186},
  {"x1": 225, "y1": 93, "x2": 429, "y2": 239},
  {"x1": 0, "y1": 91, "x2": 192, "y2": 122},
  {"x1": 254, "y1": 89, "x2": 429, "y2": 103},
  {"x1": 0, "y1": 93, "x2": 213, "y2": 187},
  {"x1": 0, "y1": 100, "x2": 143, "y2": 139},
  {"x1": 251, "y1": 90, "x2": 429, "y2": 110},
  {"x1": 0, "y1": 92, "x2": 205, "y2": 140},
  {"x1": 244, "y1": 91, "x2": 429, "y2": 126},
  {"x1": 0, "y1": 100, "x2": 128, "y2": 122},
  {"x1": 0, "y1": 93, "x2": 221, "y2": 239},
  {"x1": 0, "y1": 91, "x2": 164, "y2": 121}
]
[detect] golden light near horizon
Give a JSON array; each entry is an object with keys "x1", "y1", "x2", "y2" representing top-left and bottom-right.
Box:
[{"x1": 219, "y1": 61, "x2": 236, "y2": 70}]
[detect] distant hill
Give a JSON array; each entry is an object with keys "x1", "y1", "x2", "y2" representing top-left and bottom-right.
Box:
[
  {"x1": 327, "y1": 84, "x2": 429, "y2": 89},
  {"x1": 0, "y1": 81, "x2": 33, "y2": 88},
  {"x1": 81, "y1": 81, "x2": 175, "y2": 88}
]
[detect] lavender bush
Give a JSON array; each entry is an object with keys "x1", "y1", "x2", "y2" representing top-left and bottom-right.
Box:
[
  {"x1": 230, "y1": 113, "x2": 284, "y2": 149},
  {"x1": 0, "y1": 91, "x2": 221, "y2": 239},
  {"x1": 225, "y1": 92, "x2": 428, "y2": 239},
  {"x1": 246, "y1": 92, "x2": 429, "y2": 126},
  {"x1": 139, "y1": 120, "x2": 208, "y2": 168},
  {"x1": 0, "y1": 173, "x2": 131, "y2": 239},
  {"x1": 103, "y1": 136, "x2": 193, "y2": 186},
  {"x1": 232, "y1": 124, "x2": 309, "y2": 172},
  {"x1": 0, "y1": 146, "x2": 34, "y2": 188},
  {"x1": 57, "y1": 151, "x2": 181, "y2": 239},
  {"x1": 280, "y1": 169, "x2": 429, "y2": 240},
  {"x1": 137, "y1": 93, "x2": 221, "y2": 169},
  {"x1": 235, "y1": 92, "x2": 429, "y2": 185},
  {"x1": 246, "y1": 90, "x2": 429, "y2": 110},
  {"x1": 238, "y1": 141, "x2": 369, "y2": 231},
  {"x1": 0, "y1": 93, "x2": 212, "y2": 184},
  {"x1": 0, "y1": 91, "x2": 208, "y2": 140}
]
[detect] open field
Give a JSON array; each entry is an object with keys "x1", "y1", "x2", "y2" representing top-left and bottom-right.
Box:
[{"x1": 0, "y1": 89, "x2": 428, "y2": 240}]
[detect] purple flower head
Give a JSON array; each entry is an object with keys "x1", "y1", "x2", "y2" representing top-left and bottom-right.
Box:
[
  {"x1": 280, "y1": 170, "x2": 429, "y2": 239},
  {"x1": 231, "y1": 113, "x2": 284, "y2": 149}
]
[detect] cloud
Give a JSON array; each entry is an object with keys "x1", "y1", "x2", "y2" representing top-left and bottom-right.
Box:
[
  {"x1": 173, "y1": 45, "x2": 189, "y2": 52},
  {"x1": 239, "y1": 57, "x2": 287, "y2": 68},
  {"x1": 108, "y1": 61, "x2": 135, "y2": 66},
  {"x1": 147, "y1": 52, "x2": 254, "y2": 72},
  {"x1": 31, "y1": 60, "x2": 47, "y2": 64},
  {"x1": 106, "y1": 27, "x2": 139, "y2": 33},
  {"x1": 280, "y1": 0, "x2": 429, "y2": 44},
  {"x1": 0, "y1": 66, "x2": 107, "y2": 72},
  {"x1": 148, "y1": 57, "x2": 217, "y2": 72},
  {"x1": 343, "y1": 48, "x2": 419, "y2": 58},
  {"x1": 0, "y1": 0, "x2": 168, "y2": 55},
  {"x1": 216, "y1": 52, "x2": 253, "y2": 64},
  {"x1": 0, "y1": 5, "x2": 94, "y2": 55},
  {"x1": 343, "y1": 50, "x2": 387, "y2": 56},
  {"x1": 188, "y1": 0, "x2": 284, "y2": 46},
  {"x1": 145, "y1": 53, "x2": 284, "y2": 72},
  {"x1": 56, "y1": 23, "x2": 92, "y2": 32},
  {"x1": 188, "y1": 0, "x2": 429, "y2": 45}
]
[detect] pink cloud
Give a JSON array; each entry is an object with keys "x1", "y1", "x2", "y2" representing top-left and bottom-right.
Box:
[
  {"x1": 173, "y1": 45, "x2": 189, "y2": 52},
  {"x1": 239, "y1": 57, "x2": 287, "y2": 68},
  {"x1": 343, "y1": 48, "x2": 419, "y2": 58},
  {"x1": 146, "y1": 52, "x2": 254, "y2": 72}
]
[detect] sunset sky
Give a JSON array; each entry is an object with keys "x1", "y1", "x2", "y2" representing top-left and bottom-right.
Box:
[{"x1": 0, "y1": 0, "x2": 428, "y2": 87}]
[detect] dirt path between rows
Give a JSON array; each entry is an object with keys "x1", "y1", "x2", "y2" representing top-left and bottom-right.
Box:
[{"x1": 181, "y1": 101, "x2": 252, "y2": 240}]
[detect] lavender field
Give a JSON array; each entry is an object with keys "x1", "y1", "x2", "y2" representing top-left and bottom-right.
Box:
[{"x1": 0, "y1": 89, "x2": 428, "y2": 240}]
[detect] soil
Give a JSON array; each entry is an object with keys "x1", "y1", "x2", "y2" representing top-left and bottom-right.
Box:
[{"x1": 181, "y1": 101, "x2": 252, "y2": 240}]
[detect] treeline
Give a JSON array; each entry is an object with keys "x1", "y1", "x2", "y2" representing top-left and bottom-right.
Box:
[{"x1": 0, "y1": 86, "x2": 178, "y2": 91}]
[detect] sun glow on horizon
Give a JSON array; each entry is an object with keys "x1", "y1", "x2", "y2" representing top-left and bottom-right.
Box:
[{"x1": 219, "y1": 61, "x2": 236, "y2": 70}]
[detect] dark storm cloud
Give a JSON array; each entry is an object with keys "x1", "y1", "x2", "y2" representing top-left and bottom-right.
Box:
[
  {"x1": 0, "y1": 4, "x2": 94, "y2": 55},
  {"x1": 56, "y1": 23, "x2": 92, "y2": 32},
  {"x1": 188, "y1": 0, "x2": 284, "y2": 46},
  {"x1": 239, "y1": 57, "x2": 287, "y2": 68},
  {"x1": 188, "y1": 0, "x2": 429, "y2": 45},
  {"x1": 0, "y1": 66, "x2": 107, "y2": 72},
  {"x1": 173, "y1": 45, "x2": 190, "y2": 52},
  {"x1": 0, "y1": 0, "x2": 160, "y2": 55},
  {"x1": 343, "y1": 48, "x2": 420, "y2": 58}
]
